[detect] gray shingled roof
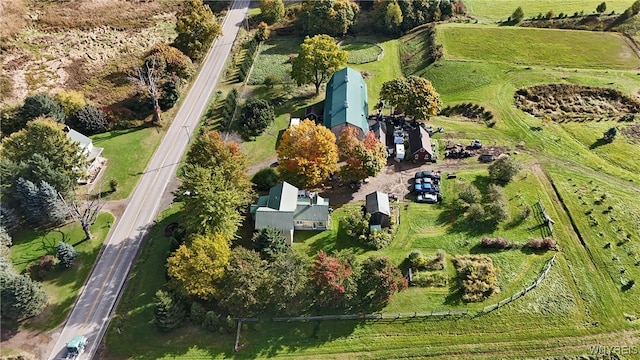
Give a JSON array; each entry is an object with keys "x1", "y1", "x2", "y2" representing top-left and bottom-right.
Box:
[{"x1": 365, "y1": 191, "x2": 390, "y2": 216}]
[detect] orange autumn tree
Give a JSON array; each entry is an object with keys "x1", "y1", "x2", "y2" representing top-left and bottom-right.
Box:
[
  {"x1": 337, "y1": 128, "x2": 387, "y2": 182},
  {"x1": 277, "y1": 119, "x2": 338, "y2": 188}
]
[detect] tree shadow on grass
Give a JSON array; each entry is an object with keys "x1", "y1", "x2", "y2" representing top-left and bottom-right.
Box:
[
  {"x1": 259, "y1": 37, "x2": 304, "y2": 56},
  {"x1": 236, "y1": 319, "x2": 359, "y2": 359},
  {"x1": 589, "y1": 138, "x2": 609, "y2": 149}
]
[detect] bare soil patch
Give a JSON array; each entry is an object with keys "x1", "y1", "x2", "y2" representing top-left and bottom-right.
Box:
[
  {"x1": 622, "y1": 123, "x2": 640, "y2": 142},
  {"x1": 0, "y1": 0, "x2": 27, "y2": 41},
  {"x1": 514, "y1": 83, "x2": 640, "y2": 122}
]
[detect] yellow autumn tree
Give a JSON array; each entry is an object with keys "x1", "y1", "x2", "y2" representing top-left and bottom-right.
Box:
[
  {"x1": 277, "y1": 119, "x2": 338, "y2": 188},
  {"x1": 166, "y1": 232, "x2": 231, "y2": 300}
]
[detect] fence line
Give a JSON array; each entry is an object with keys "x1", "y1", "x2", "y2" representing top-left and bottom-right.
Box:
[
  {"x1": 234, "y1": 255, "x2": 556, "y2": 331},
  {"x1": 479, "y1": 253, "x2": 556, "y2": 315}
]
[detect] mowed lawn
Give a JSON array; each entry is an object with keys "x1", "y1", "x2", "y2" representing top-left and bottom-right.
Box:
[
  {"x1": 11, "y1": 213, "x2": 114, "y2": 329},
  {"x1": 437, "y1": 24, "x2": 640, "y2": 70},
  {"x1": 464, "y1": 0, "x2": 637, "y2": 22},
  {"x1": 91, "y1": 127, "x2": 165, "y2": 199}
]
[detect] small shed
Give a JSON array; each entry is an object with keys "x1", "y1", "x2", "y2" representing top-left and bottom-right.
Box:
[
  {"x1": 365, "y1": 191, "x2": 391, "y2": 229},
  {"x1": 289, "y1": 117, "x2": 300, "y2": 127}
]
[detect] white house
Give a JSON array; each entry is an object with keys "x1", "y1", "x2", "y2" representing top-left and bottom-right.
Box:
[{"x1": 63, "y1": 126, "x2": 104, "y2": 182}]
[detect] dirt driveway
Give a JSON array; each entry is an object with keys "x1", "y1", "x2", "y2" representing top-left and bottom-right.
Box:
[{"x1": 317, "y1": 158, "x2": 466, "y2": 207}]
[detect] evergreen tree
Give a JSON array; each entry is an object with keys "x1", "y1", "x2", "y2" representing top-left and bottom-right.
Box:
[
  {"x1": 0, "y1": 270, "x2": 48, "y2": 321},
  {"x1": 0, "y1": 202, "x2": 20, "y2": 232},
  {"x1": 153, "y1": 289, "x2": 186, "y2": 332},
  {"x1": 25, "y1": 153, "x2": 74, "y2": 197},
  {"x1": 39, "y1": 181, "x2": 68, "y2": 226},
  {"x1": 56, "y1": 241, "x2": 78, "y2": 268},
  {"x1": 15, "y1": 178, "x2": 46, "y2": 225},
  {"x1": 252, "y1": 226, "x2": 289, "y2": 260},
  {"x1": 20, "y1": 93, "x2": 65, "y2": 123},
  {"x1": 69, "y1": 105, "x2": 109, "y2": 135}
]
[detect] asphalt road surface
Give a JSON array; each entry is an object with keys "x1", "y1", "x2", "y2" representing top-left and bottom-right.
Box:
[{"x1": 47, "y1": 1, "x2": 250, "y2": 358}]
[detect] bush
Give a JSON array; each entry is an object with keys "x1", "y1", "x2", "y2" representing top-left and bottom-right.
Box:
[
  {"x1": 526, "y1": 237, "x2": 556, "y2": 250},
  {"x1": 225, "y1": 314, "x2": 237, "y2": 333},
  {"x1": 70, "y1": 105, "x2": 108, "y2": 135},
  {"x1": 55, "y1": 90, "x2": 89, "y2": 116},
  {"x1": 189, "y1": 301, "x2": 206, "y2": 326},
  {"x1": 511, "y1": 6, "x2": 524, "y2": 23},
  {"x1": 479, "y1": 236, "x2": 516, "y2": 249},
  {"x1": 453, "y1": 255, "x2": 500, "y2": 302},
  {"x1": 36, "y1": 255, "x2": 56, "y2": 280},
  {"x1": 342, "y1": 207, "x2": 370, "y2": 240},
  {"x1": 252, "y1": 167, "x2": 279, "y2": 191},
  {"x1": 407, "y1": 250, "x2": 428, "y2": 269},
  {"x1": 413, "y1": 271, "x2": 448, "y2": 287},
  {"x1": 407, "y1": 249, "x2": 446, "y2": 271},
  {"x1": 202, "y1": 311, "x2": 221, "y2": 332},
  {"x1": 263, "y1": 74, "x2": 278, "y2": 89},
  {"x1": 368, "y1": 228, "x2": 393, "y2": 250}
]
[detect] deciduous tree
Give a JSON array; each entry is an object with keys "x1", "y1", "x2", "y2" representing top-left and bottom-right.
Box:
[
  {"x1": 239, "y1": 99, "x2": 275, "y2": 139},
  {"x1": 180, "y1": 131, "x2": 253, "y2": 237},
  {"x1": 218, "y1": 247, "x2": 270, "y2": 316},
  {"x1": 357, "y1": 256, "x2": 407, "y2": 311},
  {"x1": 380, "y1": 76, "x2": 441, "y2": 122},
  {"x1": 147, "y1": 43, "x2": 194, "y2": 80},
  {"x1": 0, "y1": 118, "x2": 85, "y2": 183},
  {"x1": 383, "y1": 1, "x2": 403, "y2": 35},
  {"x1": 298, "y1": 0, "x2": 359, "y2": 36},
  {"x1": 277, "y1": 119, "x2": 338, "y2": 187},
  {"x1": 173, "y1": 0, "x2": 222, "y2": 61},
  {"x1": 268, "y1": 251, "x2": 312, "y2": 315},
  {"x1": 130, "y1": 56, "x2": 164, "y2": 124},
  {"x1": 339, "y1": 130, "x2": 387, "y2": 182},
  {"x1": 260, "y1": 0, "x2": 285, "y2": 24},
  {"x1": 167, "y1": 232, "x2": 231, "y2": 300},
  {"x1": 291, "y1": 35, "x2": 348, "y2": 95},
  {"x1": 256, "y1": 21, "x2": 271, "y2": 42},
  {"x1": 488, "y1": 156, "x2": 522, "y2": 184},
  {"x1": 310, "y1": 250, "x2": 354, "y2": 308},
  {"x1": 251, "y1": 167, "x2": 279, "y2": 191},
  {"x1": 54, "y1": 90, "x2": 89, "y2": 117}
]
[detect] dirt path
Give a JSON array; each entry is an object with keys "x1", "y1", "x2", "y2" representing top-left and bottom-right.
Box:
[
  {"x1": 247, "y1": 155, "x2": 278, "y2": 176},
  {"x1": 622, "y1": 33, "x2": 640, "y2": 61}
]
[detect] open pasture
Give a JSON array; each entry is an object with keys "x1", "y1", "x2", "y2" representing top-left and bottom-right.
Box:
[
  {"x1": 464, "y1": 0, "x2": 637, "y2": 22},
  {"x1": 437, "y1": 24, "x2": 640, "y2": 70}
]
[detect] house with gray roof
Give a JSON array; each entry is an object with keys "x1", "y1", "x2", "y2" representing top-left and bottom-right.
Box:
[
  {"x1": 365, "y1": 191, "x2": 390, "y2": 231},
  {"x1": 250, "y1": 181, "x2": 330, "y2": 245},
  {"x1": 323, "y1": 67, "x2": 369, "y2": 138}
]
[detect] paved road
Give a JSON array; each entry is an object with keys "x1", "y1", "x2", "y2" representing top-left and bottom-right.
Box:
[{"x1": 47, "y1": 2, "x2": 250, "y2": 358}]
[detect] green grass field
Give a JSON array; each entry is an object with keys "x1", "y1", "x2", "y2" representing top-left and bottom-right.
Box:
[
  {"x1": 105, "y1": 12, "x2": 640, "y2": 359},
  {"x1": 248, "y1": 37, "x2": 301, "y2": 85},
  {"x1": 91, "y1": 127, "x2": 165, "y2": 199},
  {"x1": 10, "y1": 213, "x2": 114, "y2": 329},
  {"x1": 437, "y1": 24, "x2": 640, "y2": 70},
  {"x1": 464, "y1": 0, "x2": 637, "y2": 22},
  {"x1": 340, "y1": 41, "x2": 383, "y2": 64}
]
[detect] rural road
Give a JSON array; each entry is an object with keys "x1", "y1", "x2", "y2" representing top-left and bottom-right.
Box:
[{"x1": 46, "y1": 1, "x2": 250, "y2": 359}]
